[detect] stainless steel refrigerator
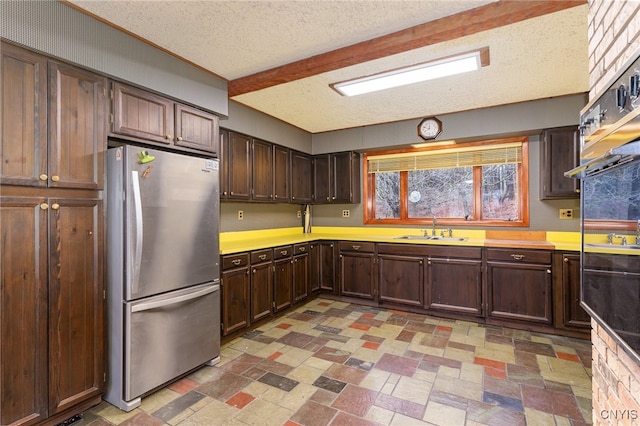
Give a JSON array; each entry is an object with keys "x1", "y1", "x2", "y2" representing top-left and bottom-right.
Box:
[{"x1": 105, "y1": 145, "x2": 220, "y2": 411}]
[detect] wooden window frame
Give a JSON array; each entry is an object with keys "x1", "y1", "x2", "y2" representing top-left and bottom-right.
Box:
[{"x1": 363, "y1": 137, "x2": 530, "y2": 227}]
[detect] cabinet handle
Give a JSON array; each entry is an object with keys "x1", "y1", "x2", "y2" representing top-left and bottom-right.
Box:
[
  {"x1": 575, "y1": 189, "x2": 581, "y2": 193},
  {"x1": 332, "y1": 196, "x2": 336, "y2": 200},
  {"x1": 51, "y1": 203, "x2": 60, "y2": 210},
  {"x1": 275, "y1": 195, "x2": 278, "y2": 199},
  {"x1": 166, "y1": 134, "x2": 172, "y2": 139},
  {"x1": 230, "y1": 191, "x2": 234, "y2": 195},
  {"x1": 547, "y1": 269, "x2": 552, "y2": 274},
  {"x1": 259, "y1": 254, "x2": 267, "y2": 260},
  {"x1": 177, "y1": 136, "x2": 183, "y2": 141},
  {"x1": 281, "y1": 250, "x2": 288, "y2": 256},
  {"x1": 40, "y1": 203, "x2": 49, "y2": 210},
  {"x1": 223, "y1": 191, "x2": 227, "y2": 196},
  {"x1": 563, "y1": 257, "x2": 569, "y2": 263},
  {"x1": 292, "y1": 196, "x2": 296, "y2": 200},
  {"x1": 326, "y1": 197, "x2": 330, "y2": 201},
  {"x1": 39, "y1": 174, "x2": 48, "y2": 181},
  {"x1": 299, "y1": 247, "x2": 306, "y2": 252},
  {"x1": 510, "y1": 254, "x2": 525, "y2": 260},
  {"x1": 352, "y1": 245, "x2": 360, "y2": 250},
  {"x1": 51, "y1": 175, "x2": 60, "y2": 182},
  {"x1": 232, "y1": 259, "x2": 241, "y2": 265},
  {"x1": 253, "y1": 269, "x2": 256, "y2": 273}
]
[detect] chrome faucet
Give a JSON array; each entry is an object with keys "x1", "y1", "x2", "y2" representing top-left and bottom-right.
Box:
[
  {"x1": 607, "y1": 233, "x2": 617, "y2": 244},
  {"x1": 432, "y1": 217, "x2": 437, "y2": 236}
]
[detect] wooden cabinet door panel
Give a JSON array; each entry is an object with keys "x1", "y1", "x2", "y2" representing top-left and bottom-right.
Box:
[
  {"x1": 221, "y1": 267, "x2": 250, "y2": 335},
  {"x1": 252, "y1": 139, "x2": 274, "y2": 201},
  {"x1": 339, "y1": 252, "x2": 376, "y2": 300},
  {"x1": 1, "y1": 43, "x2": 48, "y2": 187},
  {"x1": 561, "y1": 253, "x2": 590, "y2": 328},
  {"x1": 48, "y1": 198, "x2": 104, "y2": 415},
  {"x1": 175, "y1": 103, "x2": 218, "y2": 155},
  {"x1": 378, "y1": 254, "x2": 423, "y2": 306},
  {"x1": 273, "y1": 258, "x2": 292, "y2": 312},
  {"x1": 291, "y1": 151, "x2": 312, "y2": 203},
  {"x1": 112, "y1": 82, "x2": 173, "y2": 145},
  {"x1": 228, "y1": 132, "x2": 251, "y2": 200},
  {"x1": 309, "y1": 243, "x2": 320, "y2": 293},
  {"x1": 273, "y1": 145, "x2": 290, "y2": 202},
  {"x1": 427, "y1": 259, "x2": 482, "y2": 316},
  {"x1": 487, "y1": 262, "x2": 552, "y2": 324},
  {"x1": 312, "y1": 154, "x2": 331, "y2": 203},
  {"x1": 319, "y1": 242, "x2": 335, "y2": 292},
  {"x1": 251, "y1": 262, "x2": 273, "y2": 323},
  {"x1": 540, "y1": 126, "x2": 579, "y2": 199},
  {"x1": 293, "y1": 254, "x2": 308, "y2": 303},
  {"x1": 48, "y1": 62, "x2": 107, "y2": 189},
  {"x1": 0, "y1": 198, "x2": 48, "y2": 426},
  {"x1": 333, "y1": 152, "x2": 360, "y2": 203}
]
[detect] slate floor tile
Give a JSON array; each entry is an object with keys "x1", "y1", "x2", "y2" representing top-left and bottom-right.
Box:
[
  {"x1": 257, "y1": 371, "x2": 299, "y2": 391},
  {"x1": 375, "y1": 353, "x2": 419, "y2": 376},
  {"x1": 152, "y1": 391, "x2": 206, "y2": 422},
  {"x1": 313, "y1": 375, "x2": 348, "y2": 393},
  {"x1": 331, "y1": 384, "x2": 377, "y2": 417}
]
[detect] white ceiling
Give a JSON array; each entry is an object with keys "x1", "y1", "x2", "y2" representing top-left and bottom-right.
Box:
[{"x1": 65, "y1": 0, "x2": 589, "y2": 134}]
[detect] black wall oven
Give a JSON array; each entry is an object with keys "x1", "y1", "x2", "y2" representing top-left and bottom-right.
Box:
[{"x1": 569, "y1": 48, "x2": 640, "y2": 365}]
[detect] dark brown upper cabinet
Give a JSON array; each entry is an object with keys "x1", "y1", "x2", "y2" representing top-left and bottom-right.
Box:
[
  {"x1": 252, "y1": 138, "x2": 274, "y2": 201},
  {"x1": 111, "y1": 82, "x2": 218, "y2": 156},
  {"x1": 313, "y1": 151, "x2": 361, "y2": 204},
  {"x1": 540, "y1": 126, "x2": 580, "y2": 199},
  {"x1": 291, "y1": 150, "x2": 313, "y2": 203},
  {"x1": 273, "y1": 145, "x2": 291, "y2": 202}
]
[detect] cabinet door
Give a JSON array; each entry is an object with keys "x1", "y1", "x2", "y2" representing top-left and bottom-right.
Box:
[
  {"x1": 540, "y1": 126, "x2": 579, "y2": 199},
  {"x1": 487, "y1": 262, "x2": 552, "y2": 324},
  {"x1": 252, "y1": 139, "x2": 274, "y2": 201},
  {"x1": 427, "y1": 258, "x2": 482, "y2": 316},
  {"x1": 560, "y1": 253, "x2": 590, "y2": 328},
  {"x1": 175, "y1": 103, "x2": 218, "y2": 155},
  {"x1": 291, "y1": 151, "x2": 312, "y2": 203},
  {"x1": 48, "y1": 198, "x2": 104, "y2": 415},
  {"x1": 220, "y1": 129, "x2": 229, "y2": 199},
  {"x1": 0, "y1": 198, "x2": 48, "y2": 426},
  {"x1": 1, "y1": 43, "x2": 48, "y2": 187},
  {"x1": 273, "y1": 145, "x2": 290, "y2": 202},
  {"x1": 339, "y1": 252, "x2": 376, "y2": 300},
  {"x1": 333, "y1": 152, "x2": 360, "y2": 203},
  {"x1": 221, "y1": 267, "x2": 250, "y2": 335},
  {"x1": 309, "y1": 243, "x2": 320, "y2": 293},
  {"x1": 320, "y1": 242, "x2": 336, "y2": 292},
  {"x1": 112, "y1": 82, "x2": 174, "y2": 145},
  {"x1": 228, "y1": 132, "x2": 252, "y2": 200},
  {"x1": 378, "y1": 254, "x2": 423, "y2": 306},
  {"x1": 312, "y1": 154, "x2": 331, "y2": 203},
  {"x1": 293, "y1": 254, "x2": 309, "y2": 303},
  {"x1": 251, "y1": 262, "x2": 273, "y2": 323},
  {"x1": 48, "y1": 62, "x2": 107, "y2": 189},
  {"x1": 274, "y1": 258, "x2": 293, "y2": 312}
]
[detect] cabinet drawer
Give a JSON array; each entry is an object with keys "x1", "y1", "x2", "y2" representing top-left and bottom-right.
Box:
[
  {"x1": 273, "y1": 245, "x2": 293, "y2": 259},
  {"x1": 251, "y1": 249, "x2": 273, "y2": 264},
  {"x1": 487, "y1": 248, "x2": 551, "y2": 264},
  {"x1": 339, "y1": 241, "x2": 375, "y2": 253},
  {"x1": 294, "y1": 243, "x2": 309, "y2": 255},
  {"x1": 222, "y1": 253, "x2": 250, "y2": 270}
]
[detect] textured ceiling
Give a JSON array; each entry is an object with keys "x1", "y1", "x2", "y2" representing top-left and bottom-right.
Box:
[{"x1": 65, "y1": 0, "x2": 589, "y2": 133}]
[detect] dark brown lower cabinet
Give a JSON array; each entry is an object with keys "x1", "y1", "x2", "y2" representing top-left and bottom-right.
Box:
[
  {"x1": 251, "y1": 249, "x2": 273, "y2": 323},
  {"x1": 427, "y1": 257, "x2": 483, "y2": 316},
  {"x1": 378, "y1": 254, "x2": 424, "y2": 306},
  {"x1": 293, "y1": 244, "x2": 309, "y2": 304},
  {"x1": 339, "y1": 242, "x2": 376, "y2": 300},
  {"x1": 221, "y1": 253, "x2": 250, "y2": 335},
  {"x1": 320, "y1": 242, "x2": 336, "y2": 292},
  {"x1": 554, "y1": 252, "x2": 590, "y2": 331},
  {"x1": 1, "y1": 196, "x2": 104, "y2": 426},
  {"x1": 274, "y1": 246, "x2": 293, "y2": 312},
  {"x1": 487, "y1": 248, "x2": 553, "y2": 324}
]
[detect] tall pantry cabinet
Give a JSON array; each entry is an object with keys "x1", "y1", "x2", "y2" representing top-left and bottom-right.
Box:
[{"x1": 1, "y1": 42, "x2": 106, "y2": 425}]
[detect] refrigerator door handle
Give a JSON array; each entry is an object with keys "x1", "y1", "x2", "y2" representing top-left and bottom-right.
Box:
[
  {"x1": 131, "y1": 284, "x2": 219, "y2": 313},
  {"x1": 132, "y1": 170, "x2": 143, "y2": 294}
]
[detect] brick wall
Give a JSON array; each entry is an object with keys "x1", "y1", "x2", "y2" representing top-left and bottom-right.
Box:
[{"x1": 588, "y1": 1, "x2": 640, "y2": 425}]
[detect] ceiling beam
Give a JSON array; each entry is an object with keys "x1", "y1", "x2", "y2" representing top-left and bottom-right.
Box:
[{"x1": 228, "y1": 0, "x2": 585, "y2": 98}]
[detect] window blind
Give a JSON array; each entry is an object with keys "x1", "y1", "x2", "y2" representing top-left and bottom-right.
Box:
[{"x1": 366, "y1": 142, "x2": 522, "y2": 173}]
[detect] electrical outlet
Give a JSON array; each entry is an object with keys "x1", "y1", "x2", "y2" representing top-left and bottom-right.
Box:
[
  {"x1": 297, "y1": 210, "x2": 301, "y2": 218},
  {"x1": 237, "y1": 210, "x2": 244, "y2": 220},
  {"x1": 559, "y1": 208, "x2": 573, "y2": 219},
  {"x1": 342, "y1": 209, "x2": 350, "y2": 218}
]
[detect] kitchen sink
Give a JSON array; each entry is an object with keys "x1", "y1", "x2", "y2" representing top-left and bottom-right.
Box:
[
  {"x1": 395, "y1": 235, "x2": 468, "y2": 242},
  {"x1": 585, "y1": 243, "x2": 640, "y2": 250}
]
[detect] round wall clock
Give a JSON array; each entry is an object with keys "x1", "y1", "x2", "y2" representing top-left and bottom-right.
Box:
[{"x1": 417, "y1": 117, "x2": 442, "y2": 140}]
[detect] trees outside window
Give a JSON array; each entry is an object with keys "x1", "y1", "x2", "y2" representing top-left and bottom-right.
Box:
[{"x1": 364, "y1": 137, "x2": 529, "y2": 227}]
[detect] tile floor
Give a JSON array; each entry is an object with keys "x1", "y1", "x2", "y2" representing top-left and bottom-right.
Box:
[{"x1": 78, "y1": 298, "x2": 593, "y2": 426}]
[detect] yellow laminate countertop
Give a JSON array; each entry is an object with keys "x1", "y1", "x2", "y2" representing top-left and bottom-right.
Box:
[{"x1": 220, "y1": 227, "x2": 583, "y2": 255}]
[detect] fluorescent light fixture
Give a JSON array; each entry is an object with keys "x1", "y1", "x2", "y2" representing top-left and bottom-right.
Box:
[{"x1": 332, "y1": 48, "x2": 489, "y2": 97}]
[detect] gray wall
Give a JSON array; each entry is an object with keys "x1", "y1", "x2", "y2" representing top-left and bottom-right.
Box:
[{"x1": 1, "y1": 0, "x2": 228, "y2": 116}]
